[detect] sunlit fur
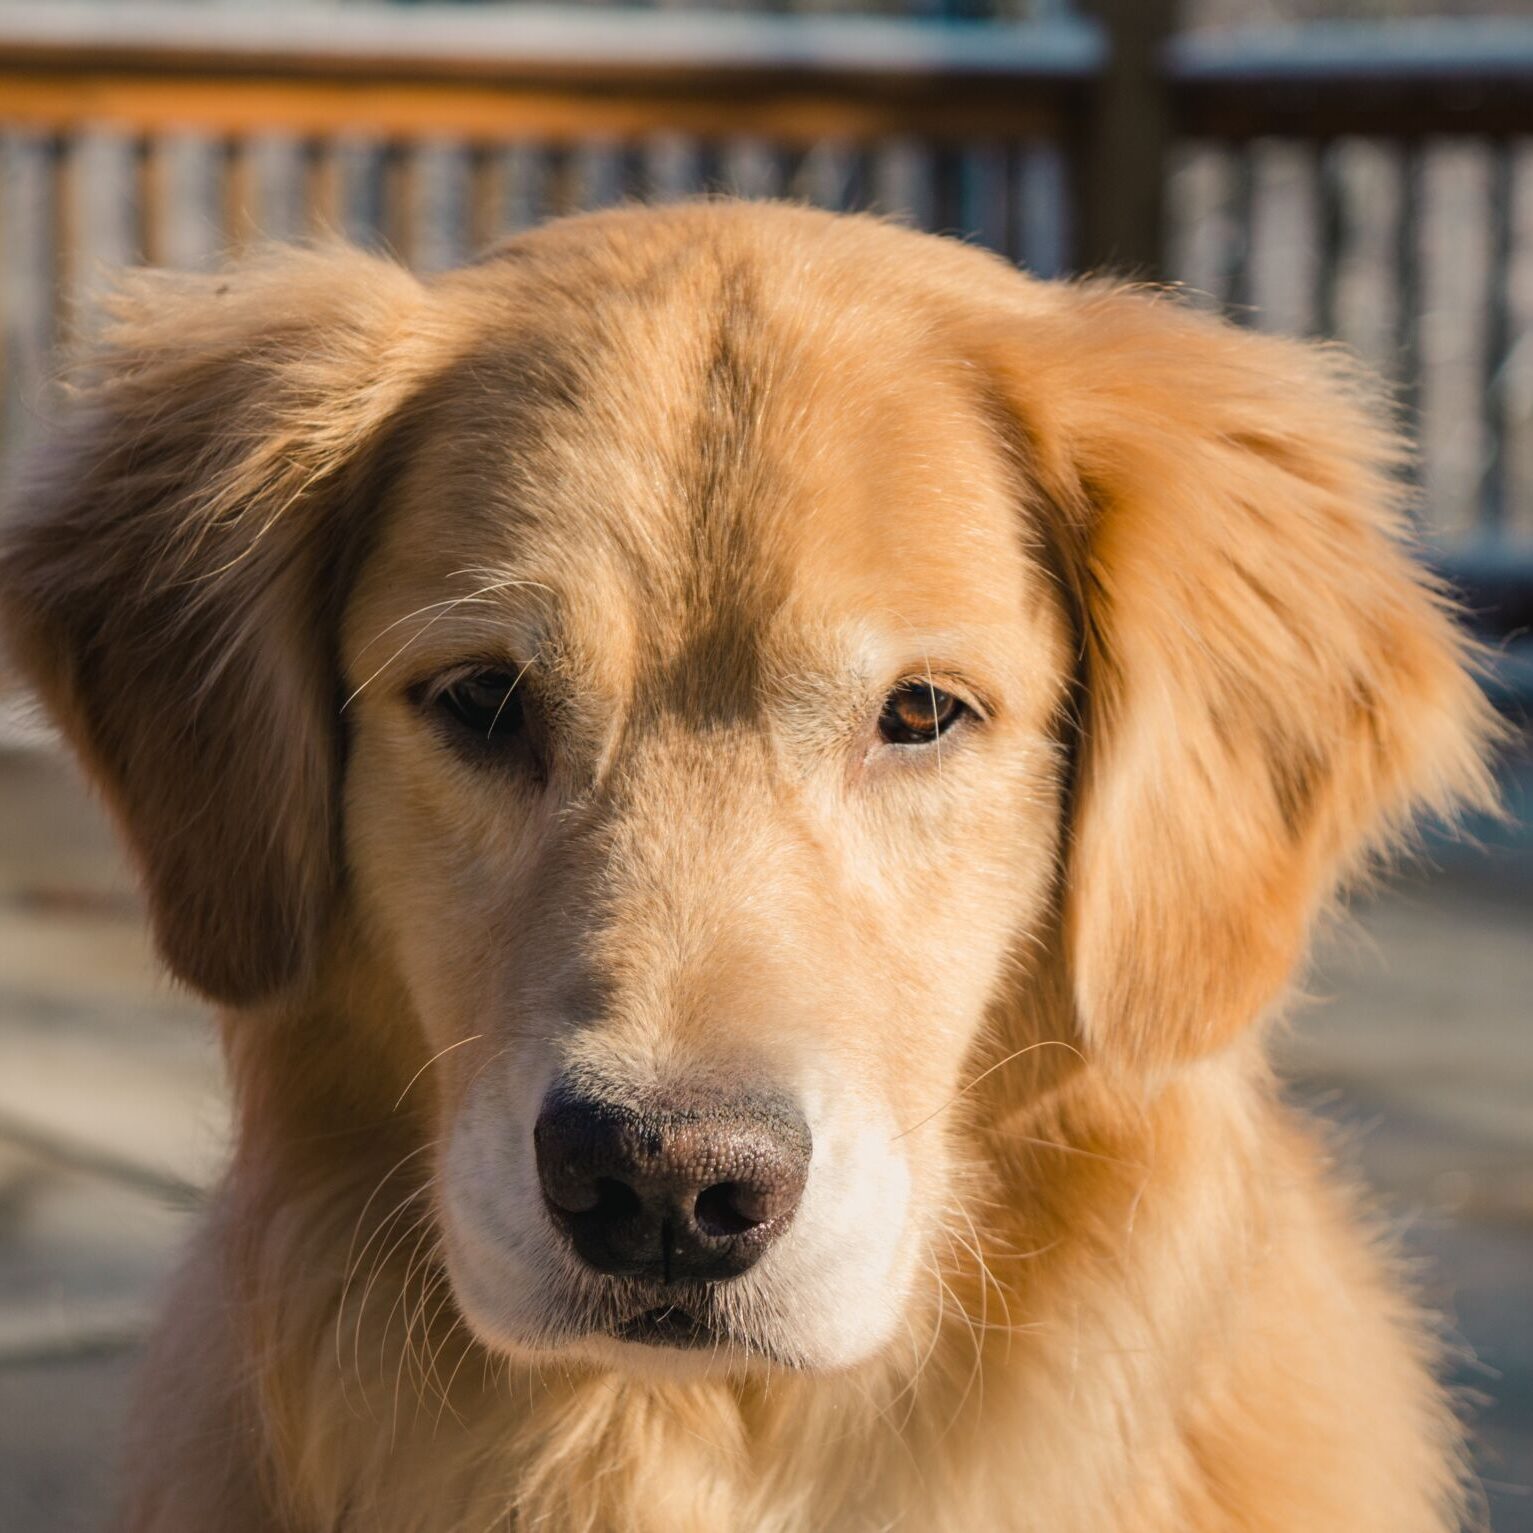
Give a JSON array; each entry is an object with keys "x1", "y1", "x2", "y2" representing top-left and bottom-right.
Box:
[{"x1": 0, "y1": 203, "x2": 1501, "y2": 1532}]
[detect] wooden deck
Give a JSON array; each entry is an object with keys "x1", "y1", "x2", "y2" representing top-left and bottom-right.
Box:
[{"x1": 0, "y1": 735, "x2": 1529, "y2": 1530}]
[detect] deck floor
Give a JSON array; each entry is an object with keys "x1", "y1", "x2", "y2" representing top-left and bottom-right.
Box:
[{"x1": 1, "y1": 741, "x2": 1529, "y2": 1532}]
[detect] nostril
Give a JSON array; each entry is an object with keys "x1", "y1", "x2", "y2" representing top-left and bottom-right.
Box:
[
  {"x1": 694, "y1": 1181, "x2": 763, "y2": 1238},
  {"x1": 592, "y1": 1176, "x2": 642, "y2": 1223}
]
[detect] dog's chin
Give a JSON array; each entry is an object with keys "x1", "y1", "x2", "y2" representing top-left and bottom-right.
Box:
[
  {"x1": 456, "y1": 1281, "x2": 812, "y2": 1378},
  {"x1": 579, "y1": 1304, "x2": 806, "y2": 1379}
]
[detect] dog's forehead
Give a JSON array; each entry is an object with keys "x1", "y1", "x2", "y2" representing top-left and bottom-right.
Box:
[{"x1": 358, "y1": 237, "x2": 1037, "y2": 705}]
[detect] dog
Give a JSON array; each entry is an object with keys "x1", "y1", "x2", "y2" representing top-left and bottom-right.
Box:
[{"x1": 0, "y1": 202, "x2": 1499, "y2": 1532}]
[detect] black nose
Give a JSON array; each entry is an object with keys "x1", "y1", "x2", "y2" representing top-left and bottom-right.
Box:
[{"x1": 534, "y1": 1085, "x2": 811, "y2": 1283}]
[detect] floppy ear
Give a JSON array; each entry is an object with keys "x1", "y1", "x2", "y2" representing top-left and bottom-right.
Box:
[
  {"x1": 0, "y1": 247, "x2": 434, "y2": 1005},
  {"x1": 978, "y1": 283, "x2": 1499, "y2": 1070}
]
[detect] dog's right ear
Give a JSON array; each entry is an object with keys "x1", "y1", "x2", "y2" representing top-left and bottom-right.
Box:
[{"x1": 0, "y1": 247, "x2": 436, "y2": 1005}]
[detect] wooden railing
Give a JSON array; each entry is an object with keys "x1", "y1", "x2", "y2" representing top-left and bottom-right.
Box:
[
  {"x1": 1170, "y1": 21, "x2": 1533, "y2": 571},
  {"x1": 0, "y1": 3, "x2": 1530, "y2": 626},
  {"x1": 0, "y1": 5, "x2": 1100, "y2": 276}
]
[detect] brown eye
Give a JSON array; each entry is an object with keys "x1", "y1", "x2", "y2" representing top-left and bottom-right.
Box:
[
  {"x1": 878, "y1": 682, "x2": 967, "y2": 746},
  {"x1": 436, "y1": 668, "x2": 526, "y2": 741}
]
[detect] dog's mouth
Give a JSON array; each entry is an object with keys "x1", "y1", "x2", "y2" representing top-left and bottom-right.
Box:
[{"x1": 609, "y1": 1303, "x2": 717, "y2": 1349}]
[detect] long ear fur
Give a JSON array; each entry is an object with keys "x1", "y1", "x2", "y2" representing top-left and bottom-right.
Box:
[
  {"x1": 978, "y1": 283, "x2": 1500, "y2": 1069},
  {"x1": 0, "y1": 246, "x2": 434, "y2": 1004}
]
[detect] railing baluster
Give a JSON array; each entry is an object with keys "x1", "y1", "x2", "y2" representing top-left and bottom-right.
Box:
[
  {"x1": 843, "y1": 145, "x2": 871, "y2": 213},
  {"x1": 580, "y1": 142, "x2": 625, "y2": 212},
  {"x1": 132, "y1": 134, "x2": 167, "y2": 267},
  {"x1": 773, "y1": 146, "x2": 809, "y2": 204},
  {"x1": 301, "y1": 137, "x2": 341, "y2": 237},
  {"x1": 969, "y1": 143, "x2": 1009, "y2": 254},
  {"x1": 219, "y1": 135, "x2": 255, "y2": 253},
  {"x1": 1313, "y1": 139, "x2": 1344, "y2": 337},
  {"x1": 501, "y1": 144, "x2": 541, "y2": 234},
  {"x1": 467, "y1": 143, "x2": 503, "y2": 253},
  {"x1": 715, "y1": 139, "x2": 767, "y2": 200},
  {"x1": 1018, "y1": 140, "x2": 1067, "y2": 278},
  {"x1": 618, "y1": 142, "x2": 650, "y2": 205},
  {"x1": 869, "y1": 140, "x2": 920, "y2": 232},
  {"x1": 1395, "y1": 139, "x2": 1423, "y2": 447},
  {"x1": 1001, "y1": 142, "x2": 1024, "y2": 265},
  {"x1": 797, "y1": 142, "x2": 858, "y2": 212},
  {"x1": 542, "y1": 144, "x2": 579, "y2": 221},
  {"x1": 932, "y1": 146, "x2": 967, "y2": 237},
  {"x1": 693, "y1": 140, "x2": 724, "y2": 199},
  {"x1": 1223, "y1": 145, "x2": 1254, "y2": 321},
  {"x1": 46, "y1": 132, "x2": 77, "y2": 348},
  {"x1": 382, "y1": 140, "x2": 418, "y2": 265},
  {"x1": 1480, "y1": 138, "x2": 1515, "y2": 534}
]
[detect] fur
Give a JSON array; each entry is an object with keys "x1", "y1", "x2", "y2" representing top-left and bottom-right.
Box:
[{"x1": 0, "y1": 202, "x2": 1501, "y2": 1532}]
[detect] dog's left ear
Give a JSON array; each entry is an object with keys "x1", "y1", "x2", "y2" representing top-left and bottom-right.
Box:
[
  {"x1": 0, "y1": 247, "x2": 437, "y2": 1006},
  {"x1": 973, "y1": 282, "x2": 1499, "y2": 1070}
]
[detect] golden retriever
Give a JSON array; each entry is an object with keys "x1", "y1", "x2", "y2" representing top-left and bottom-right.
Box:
[{"x1": 0, "y1": 202, "x2": 1500, "y2": 1532}]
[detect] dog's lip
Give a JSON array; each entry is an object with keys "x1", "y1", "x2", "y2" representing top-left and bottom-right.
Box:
[{"x1": 609, "y1": 1303, "x2": 718, "y2": 1349}]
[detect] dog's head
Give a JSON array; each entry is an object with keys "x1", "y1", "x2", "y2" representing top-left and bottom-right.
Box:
[{"x1": 0, "y1": 205, "x2": 1495, "y2": 1374}]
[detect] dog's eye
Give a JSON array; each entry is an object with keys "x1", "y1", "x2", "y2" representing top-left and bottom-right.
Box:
[
  {"x1": 878, "y1": 682, "x2": 968, "y2": 746},
  {"x1": 436, "y1": 668, "x2": 526, "y2": 740}
]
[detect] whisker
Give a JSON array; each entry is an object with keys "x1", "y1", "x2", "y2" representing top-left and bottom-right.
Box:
[
  {"x1": 931, "y1": 1259, "x2": 983, "y2": 1438},
  {"x1": 349, "y1": 567, "x2": 551, "y2": 664},
  {"x1": 389, "y1": 1227, "x2": 442, "y2": 1449},
  {"x1": 886, "y1": 1254, "x2": 946, "y2": 1426},
  {"x1": 414, "y1": 1269, "x2": 459, "y2": 1415},
  {"x1": 393, "y1": 1035, "x2": 484, "y2": 1114},
  {"x1": 431, "y1": 1317, "x2": 475, "y2": 1436},
  {"x1": 921, "y1": 644, "x2": 941, "y2": 781},
  {"x1": 341, "y1": 577, "x2": 550, "y2": 713},
  {"x1": 354, "y1": 1201, "x2": 436, "y2": 1398},
  {"x1": 1006, "y1": 1132, "x2": 1146, "y2": 1172},
  {"x1": 486, "y1": 654, "x2": 538, "y2": 739},
  {"x1": 335, "y1": 1143, "x2": 435, "y2": 1410},
  {"x1": 892, "y1": 1038, "x2": 1085, "y2": 1141}
]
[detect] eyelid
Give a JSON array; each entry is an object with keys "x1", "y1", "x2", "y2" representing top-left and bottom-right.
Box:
[{"x1": 891, "y1": 673, "x2": 989, "y2": 723}]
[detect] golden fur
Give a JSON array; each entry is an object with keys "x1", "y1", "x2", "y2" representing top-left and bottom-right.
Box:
[{"x1": 0, "y1": 202, "x2": 1501, "y2": 1532}]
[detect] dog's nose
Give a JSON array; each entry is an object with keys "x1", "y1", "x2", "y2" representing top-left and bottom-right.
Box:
[{"x1": 534, "y1": 1086, "x2": 811, "y2": 1282}]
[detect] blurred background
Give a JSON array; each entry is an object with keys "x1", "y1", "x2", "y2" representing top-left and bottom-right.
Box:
[{"x1": 0, "y1": 0, "x2": 1528, "y2": 1527}]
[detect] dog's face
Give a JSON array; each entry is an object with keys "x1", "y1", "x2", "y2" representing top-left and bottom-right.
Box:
[
  {"x1": 0, "y1": 205, "x2": 1493, "y2": 1380},
  {"x1": 339, "y1": 266, "x2": 1070, "y2": 1367}
]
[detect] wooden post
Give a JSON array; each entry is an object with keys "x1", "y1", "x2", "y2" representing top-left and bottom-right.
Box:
[{"x1": 1076, "y1": 0, "x2": 1177, "y2": 278}]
